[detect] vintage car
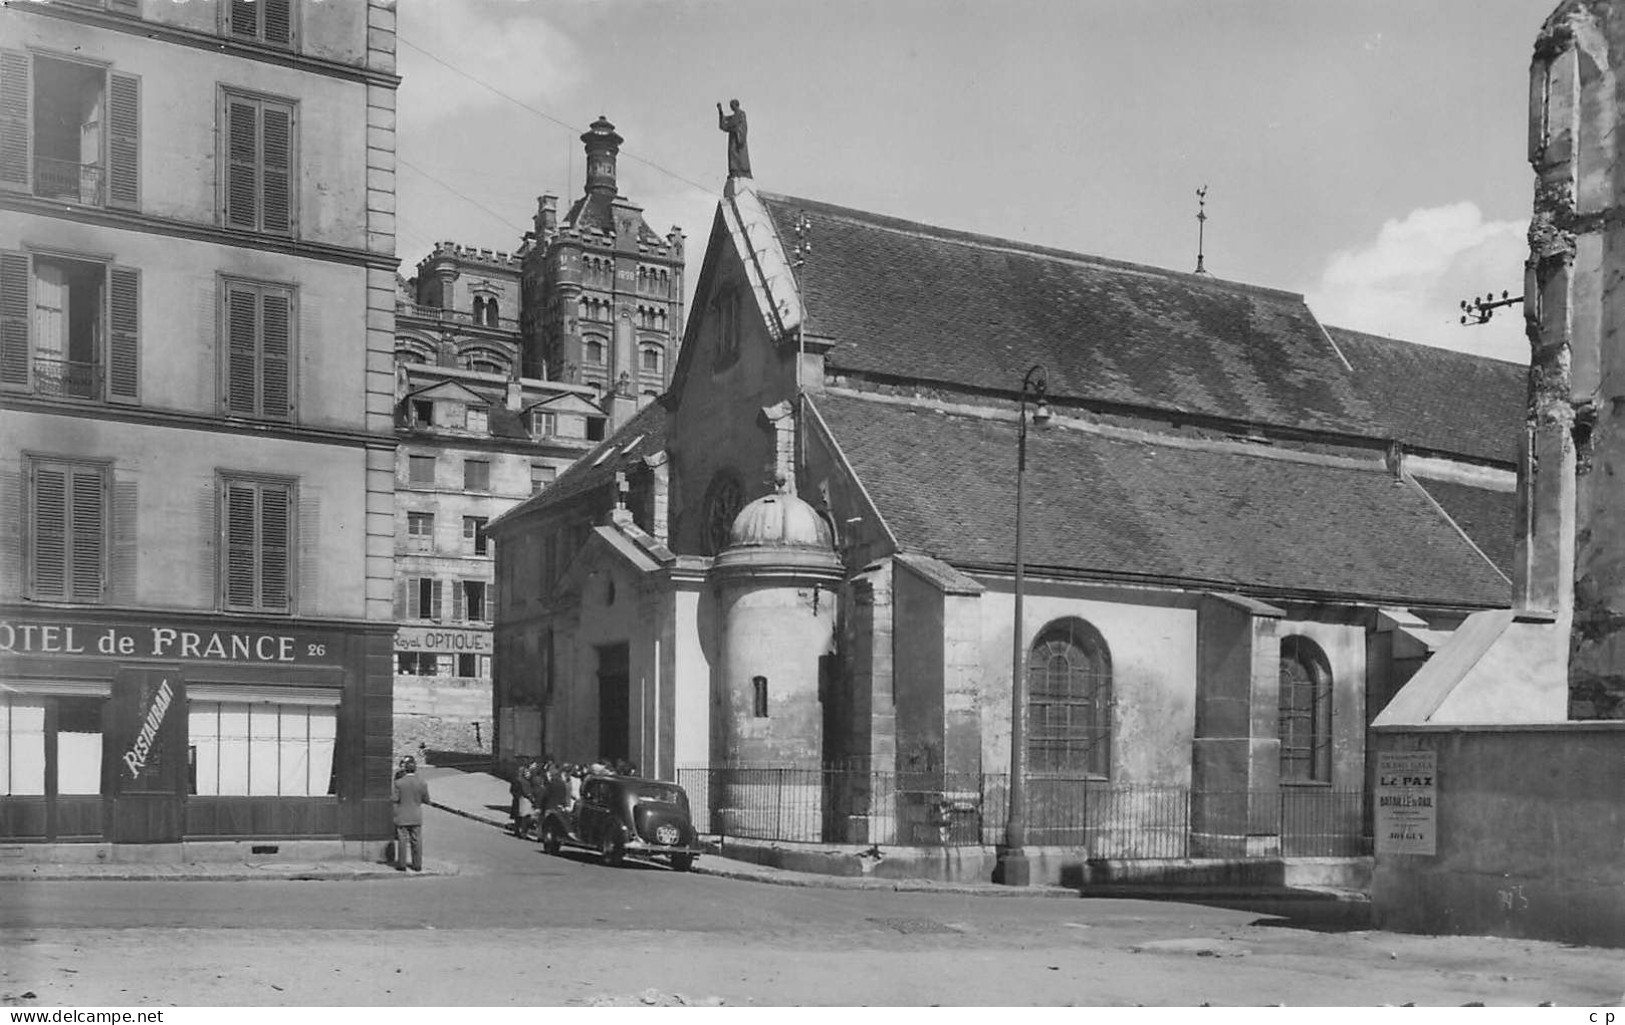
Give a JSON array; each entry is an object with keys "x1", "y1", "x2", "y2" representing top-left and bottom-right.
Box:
[{"x1": 540, "y1": 774, "x2": 704, "y2": 870}]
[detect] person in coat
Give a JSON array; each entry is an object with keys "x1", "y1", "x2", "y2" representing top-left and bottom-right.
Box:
[{"x1": 392, "y1": 756, "x2": 430, "y2": 871}]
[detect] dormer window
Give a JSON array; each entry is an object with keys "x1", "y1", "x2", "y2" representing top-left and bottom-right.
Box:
[
  {"x1": 531, "y1": 410, "x2": 556, "y2": 436},
  {"x1": 412, "y1": 399, "x2": 433, "y2": 426},
  {"x1": 586, "y1": 416, "x2": 606, "y2": 442}
]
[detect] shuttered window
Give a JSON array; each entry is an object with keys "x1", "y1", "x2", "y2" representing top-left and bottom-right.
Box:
[
  {"x1": 221, "y1": 277, "x2": 293, "y2": 419},
  {"x1": 0, "y1": 252, "x2": 139, "y2": 403},
  {"x1": 221, "y1": 91, "x2": 294, "y2": 235},
  {"x1": 220, "y1": 476, "x2": 293, "y2": 613},
  {"x1": 408, "y1": 578, "x2": 442, "y2": 621},
  {"x1": 0, "y1": 52, "x2": 138, "y2": 210},
  {"x1": 28, "y1": 458, "x2": 107, "y2": 603},
  {"x1": 226, "y1": 0, "x2": 295, "y2": 47}
]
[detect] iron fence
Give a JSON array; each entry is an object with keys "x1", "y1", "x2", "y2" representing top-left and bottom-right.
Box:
[
  {"x1": 674, "y1": 766, "x2": 1370, "y2": 858},
  {"x1": 35, "y1": 157, "x2": 103, "y2": 205}
]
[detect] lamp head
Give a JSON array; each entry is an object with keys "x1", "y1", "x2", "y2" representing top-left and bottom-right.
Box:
[{"x1": 1031, "y1": 399, "x2": 1051, "y2": 425}]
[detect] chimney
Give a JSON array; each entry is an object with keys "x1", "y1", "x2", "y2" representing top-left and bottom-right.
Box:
[{"x1": 535, "y1": 194, "x2": 558, "y2": 244}]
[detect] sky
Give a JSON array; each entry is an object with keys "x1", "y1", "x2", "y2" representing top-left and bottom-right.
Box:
[{"x1": 394, "y1": 0, "x2": 1558, "y2": 366}]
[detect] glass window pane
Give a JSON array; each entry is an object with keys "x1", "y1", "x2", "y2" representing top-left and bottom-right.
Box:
[
  {"x1": 218, "y1": 702, "x2": 251, "y2": 795},
  {"x1": 277, "y1": 705, "x2": 309, "y2": 796},
  {"x1": 248, "y1": 705, "x2": 279, "y2": 796},
  {"x1": 189, "y1": 703, "x2": 220, "y2": 796},
  {"x1": 4, "y1": 699, "x2": 48, "y2": 796}
]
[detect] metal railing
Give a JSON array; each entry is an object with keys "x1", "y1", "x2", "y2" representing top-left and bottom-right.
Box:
[
  {"x1": 32, "y1": 355, "x2": 102, "y2": 400},
  {"x1": 396, "y1": 300, "x2": 519, "y2": 332},
  {"x1": 673, "y1": 766, "x2": 1371, "y2": 857},
  {"x1": 35, "y1": 157, "x2": 103, "y2": 205}
]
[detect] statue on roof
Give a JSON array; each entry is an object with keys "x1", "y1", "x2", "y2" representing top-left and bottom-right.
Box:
[{"x1": 717, "y1": 99, "x2": 751, "y2": 179}]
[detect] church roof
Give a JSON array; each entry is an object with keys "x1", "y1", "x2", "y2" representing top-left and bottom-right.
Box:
[
  {"x1": 1415, "y1": 478, "x2": 1517, "y2": 577},
  {"x1": 1328, "y1": 327, "x2": 1525, "y2": 464},
  {"x1": 811, "y1": 391, "x2": 1511, "y2": 608},
  {"x1": 489, "y1": 400, "x2": 667, "y2": 527},
  {"x1": 760, "y1": 193, "x2": 1522, "y2": 464}
]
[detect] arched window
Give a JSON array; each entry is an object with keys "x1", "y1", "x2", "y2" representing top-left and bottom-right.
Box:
[
  {"x1": 484, "y1": 298, "x2": 499, "y2": 326},
  {"x1": 641, "y1": 345, "x2": 662, "y2": 374},
  {"x1": 1279, "y1": 636, "x2": 1332, "y2": 783},
  {"x1": 1027, "y1": 618, "x2": 1112, "y2": 778},
  {"x1": 585, "y1": 338, "x2": 605, "y2": 364}
]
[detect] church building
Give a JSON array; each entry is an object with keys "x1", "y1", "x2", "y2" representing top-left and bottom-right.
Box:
[{"x1": 487, "y1": 163, "x2": 1522, "y2": 879}]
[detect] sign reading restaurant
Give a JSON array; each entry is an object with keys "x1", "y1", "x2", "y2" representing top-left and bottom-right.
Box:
[{"x1": 0, "y1": 616, "x2": 341, "y2": 665}]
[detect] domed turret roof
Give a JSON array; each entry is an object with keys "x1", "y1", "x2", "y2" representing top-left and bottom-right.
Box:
[{"x1": 727, "y1": 486, "x2": 834, "y2": 552}]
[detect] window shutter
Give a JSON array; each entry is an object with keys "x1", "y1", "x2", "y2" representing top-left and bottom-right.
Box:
[
  {"x1": 452, "y1": 580, "x2": 465, "y2": 622},
  {"x1": 225, "y1": 284, "x2": 258, "y2": 413},
  {"x1": 0, "y1": 50, "x2": 29, "y2": 191},
  {"x1": 225, "y1": 100, "x2": 259, "y2": 228},
  {"x1": 107, "y1": 73, "x2": 140, "y2": 210},
  {"x1": 32, "y1": 464, "x2": 67, "y2": 600},
  {"x1": 407, "y1": 578, "x2": 422, "y2": 619},
  {"x1": 228, "y1": 0, "x2": 258, "y2": 39},
  {"x1": 395, "y1": 577, "x2": 408, "y2": 619},
  {"x1": 259, "y1": 482, "x2": 289, "y2": 610},
  {"x1": 431, "y1": 580, "x2": 443, "y2": 621},
  {"x1": 261, "y1": 289, "x2": 290, "y2": 417},
  {"x1": 260, "y1": 106, "x2": 291, "y2": 235},
  {"x1": 263, "y1": 0, "x2": 293, "y2": 46},
  {"x1": 107, "y1": 266, "x2": 140, "y2": 402},
  {"x1": 0, "y1": 250, "x2": 28, "y2": 388},
  {"x1": 69, "y1": 467, "x2": 104, "y2": 602},
  {"x1": 224, "y1": 481, "x2": 257, "y2": 608}
]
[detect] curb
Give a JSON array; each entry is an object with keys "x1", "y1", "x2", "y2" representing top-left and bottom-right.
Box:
[{"x1": 0, "y1": 865, "x2": 452, "y2": 882}]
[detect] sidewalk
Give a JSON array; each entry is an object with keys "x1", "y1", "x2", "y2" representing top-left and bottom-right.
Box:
[
  {"x1": 427, "y1": 767, "x2": 1079, "y2": 898},
  {"x1": 0, "y1": 858, "x2": 454, "y2": 882}
]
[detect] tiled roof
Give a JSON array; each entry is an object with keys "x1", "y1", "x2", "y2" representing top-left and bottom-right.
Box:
[
  {"x1": 1416, "y1": 478, "x2": 1518, "y2": 577},
  {"x1": 813, "y1": 391, "x2": 1510, "y2": 607},
  {"x1": 1328, "y1": 327, "x2": 1525, "y2": 463},
  {"x1": 761, "y1": 194, "x2": 1523, "y2": 464},
  {"x1": 492, "y1": 401, "x2": 667, "y2": 525},
  {"x1": 564, "y1": 193, "x2": 663, "y2": 244}
]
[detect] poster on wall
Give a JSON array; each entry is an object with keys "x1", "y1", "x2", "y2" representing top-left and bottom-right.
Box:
[{"x1": 1375, "y1": 749, "x2": 1437, "y2": 855}]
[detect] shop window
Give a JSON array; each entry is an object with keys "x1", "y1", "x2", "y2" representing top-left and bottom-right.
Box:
[
  {"x1": 1279, "y1": 636, "x2": 1333, "y2": 783},
  {"x1": 458, "y1": 653, "x2": 478, "y2": 678},
  {"x1": 220, "y1": 277, "x2": 294, "y2": 420},
  {"x1": 220, "y1": 89, "x2": 296, "y2": 235},
  {"x1": 464, "y1": 459, "x2": 490, "y2": 491},
  {"x1": 464, "y1": 515, "x2": 488, "y2": 555},
  {"x1": 0, "y1": 696, "x2": 46, "y2": 796},
  {"x1": 187, "y1": 700, "x2": 335, "y2": 797},
  {"x1": 55, "y1": 697, "x2": 103, "y2": 795},
  {"x1": 1027, "y1": 617, "x2": 1112, "y2": 778},
  {"x1": 219, "y1": 475, "x2": 293, "y2": 613},
  {"x1": 27, "y1": 456, "x2": 108, "y2": 602},
  {"x1": 752, "y1": 676, "x2": 769, "y2": 718},
  {"x1": 408, "y1": 454, "x2": 435, "y2": 485},
  {"x1": 397, "y1": 652, "x2": 439, "y2": 676}
]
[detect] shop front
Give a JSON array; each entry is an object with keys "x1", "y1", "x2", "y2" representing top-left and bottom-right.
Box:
[{"x1": 0, "y1": 611, "x2": 391, "y2": 846}]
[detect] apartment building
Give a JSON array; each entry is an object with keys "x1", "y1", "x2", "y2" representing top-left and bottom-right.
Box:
[{"x1": 0, "y1": 0, "x2": 399, "y2": 852}]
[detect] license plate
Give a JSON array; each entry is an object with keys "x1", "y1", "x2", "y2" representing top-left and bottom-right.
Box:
[{"x1": 655, "y1": 824, "x2": 680, "y2": 846}]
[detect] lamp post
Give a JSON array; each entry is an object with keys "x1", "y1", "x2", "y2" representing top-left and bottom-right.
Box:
[{"x1": 998, "y1": 363, "x2": 1049, "y2": 886}]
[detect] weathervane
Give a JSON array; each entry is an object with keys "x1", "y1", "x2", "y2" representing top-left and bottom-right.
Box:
[
  {"x1": 1194, "y1": 185, "x2": 1209, "y2": 275},
  {"x1": 1458, "y1": 290, "x2": 1524, "y2": 326}
]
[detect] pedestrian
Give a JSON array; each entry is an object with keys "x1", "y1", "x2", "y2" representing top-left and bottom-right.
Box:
[{"x1": 392, "y1": 755, "x2": 430, "y2": 872}]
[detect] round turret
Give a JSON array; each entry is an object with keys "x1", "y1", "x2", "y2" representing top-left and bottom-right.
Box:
[{"x1": 727, "y1": 490, "x2": 834, "y2": 552}]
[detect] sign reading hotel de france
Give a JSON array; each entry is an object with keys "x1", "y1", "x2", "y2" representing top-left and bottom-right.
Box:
[
  {"x1": 1375, "y1": 749, "x2": 1437, "y2": 856},
  {"x1": 0, "y1": 616, "x2": 338, "y2": 664}
]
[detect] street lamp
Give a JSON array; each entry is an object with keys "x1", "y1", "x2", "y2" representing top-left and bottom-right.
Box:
[{"x1": 998, "y1": 363, "x2": 1049, "y2": 886}]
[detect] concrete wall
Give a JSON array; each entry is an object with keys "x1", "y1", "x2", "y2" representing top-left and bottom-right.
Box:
[
  {"x1": 1372, "y1": 724, "x2": 1625, "y2": 946},
  {"x1": 1, "y1": 412, "x2": 369, "y2": 618}
]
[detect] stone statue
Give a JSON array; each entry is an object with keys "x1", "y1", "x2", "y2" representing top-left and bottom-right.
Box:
[{"x1": 717, "y1": 99, "x2": 751, "y2": 179}]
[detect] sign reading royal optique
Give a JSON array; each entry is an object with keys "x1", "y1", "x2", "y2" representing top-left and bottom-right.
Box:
[
  {"x1": 0, "y1": 617, "x2": 342, "y2": 664},
  {"x1": 395, "y1": 626, "x2": 492, "y2": 654}
]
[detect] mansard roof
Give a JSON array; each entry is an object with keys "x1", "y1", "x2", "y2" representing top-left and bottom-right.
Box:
[
  {"x1": 810, "y1": 391, "x2": 1511, "y2": 608},
  {"x1": 759, "y1": 193, "x2": 1522, "y2": 465},
  {"x1": 563, "y1": 193, "x2": 664, "y2": 245}
]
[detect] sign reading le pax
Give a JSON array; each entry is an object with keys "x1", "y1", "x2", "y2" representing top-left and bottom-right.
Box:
[
  {"x1": 0, "y1": 618, "x2": 337, "y2": 664},
  {"x1": 1375, "y1": 750, "x2": 1437, "y2": 856}
]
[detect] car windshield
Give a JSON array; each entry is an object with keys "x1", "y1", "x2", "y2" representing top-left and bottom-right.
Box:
[{"x1": 632, "y1": 783, "x2": 685, "y2": 805}]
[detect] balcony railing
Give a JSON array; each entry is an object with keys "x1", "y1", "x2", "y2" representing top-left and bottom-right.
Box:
[
  {"x1": 35, "y1": 157, "x2": 103, "y2": 206},
  {"x1": 33, "y1": 356, "x2": 103, "y2": 400},
  {"x1": 396, "y1": 301, "x2": 519, "y2": 332}
]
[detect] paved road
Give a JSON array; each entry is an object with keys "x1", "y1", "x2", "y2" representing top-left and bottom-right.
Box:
[{"x1": 2, "y1": 802, "x2": 1621, "y2": 1007}]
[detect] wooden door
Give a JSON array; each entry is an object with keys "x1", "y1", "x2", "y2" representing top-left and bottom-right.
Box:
[{"x1": 109, "y1": 668, "x2": 185, "y2": 843}]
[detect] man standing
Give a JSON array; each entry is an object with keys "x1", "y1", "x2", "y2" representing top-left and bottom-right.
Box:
[{"x1": 392, "y1": 756, "x2": 430, "y2": 871}]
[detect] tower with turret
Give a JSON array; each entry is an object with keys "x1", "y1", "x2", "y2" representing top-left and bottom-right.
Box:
[{"x1": 520, "y1": 117, "x2": 686, "y2": 422}]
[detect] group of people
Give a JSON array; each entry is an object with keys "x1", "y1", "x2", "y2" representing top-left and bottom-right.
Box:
[{"x1": 508, "y1": 755, "x2": 639, "y2": 839}]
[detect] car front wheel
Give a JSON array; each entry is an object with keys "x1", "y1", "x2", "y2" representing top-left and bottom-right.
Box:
[
  {"x1": 670, "y1": 853, "x2": 695, "y2": 872},
  {"x1": 600, "y1": 834, "x2": 625, "y2": 867}
]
